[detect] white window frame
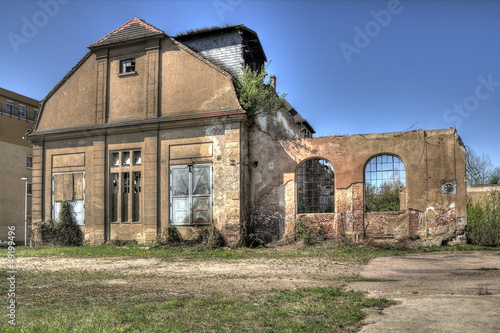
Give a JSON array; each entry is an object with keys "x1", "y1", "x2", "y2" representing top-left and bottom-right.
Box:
[
  {"x1": 120, "y1": 58, "x2": 136, "y2": 74},
  {"x1": 18, "y1": 104, "x2": 26, "y2": 118},
  {"x1": 6, "y1": 100, "x2": 14, "y2": 115},
  {"x1": 26, "y1": 155, "x2": 33, "y2": 169}
]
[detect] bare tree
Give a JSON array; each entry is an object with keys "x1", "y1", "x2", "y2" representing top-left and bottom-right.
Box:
[{"x1": 466, "y1": 148, "x2": 493, "y2": 185}]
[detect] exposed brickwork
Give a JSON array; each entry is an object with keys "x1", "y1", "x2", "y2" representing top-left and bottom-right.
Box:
[
  {"x1": 409, "y1": 209, "x2": 420, "y2": 236},
  {"x1": 253, "y1": 186, "x2": 285, "y2": 242},
  {"x1": 296, "y1": 213, "x2": 337, "y2": 236},
  {"x1": 365, "y1": 211, "x2": 408, "y2": 238}
]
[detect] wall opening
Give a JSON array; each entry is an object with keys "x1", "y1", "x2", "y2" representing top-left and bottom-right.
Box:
[
  {"x1": 364, "y1": 154, "x2": 406, "y2": 212},
  {"x1": 296, "y1": 158, "x2": 334, "y2": 213}
]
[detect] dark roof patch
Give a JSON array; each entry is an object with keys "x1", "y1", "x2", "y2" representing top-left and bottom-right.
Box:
[
  {"x1": 89, "y1": 17, "x2": 165, "y2": 48},
  {"x1": 175, "y1": 24, "x2": 237, "y2": 37}
]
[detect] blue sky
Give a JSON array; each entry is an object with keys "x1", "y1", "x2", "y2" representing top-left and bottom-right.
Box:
[{"x1": 1, "y1": 0, "x2": 499, "y2": 166}]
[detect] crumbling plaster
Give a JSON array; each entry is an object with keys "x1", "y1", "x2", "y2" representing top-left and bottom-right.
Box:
[{"x1": 250, "y1": 128, "x2": 467, "y2": 245}]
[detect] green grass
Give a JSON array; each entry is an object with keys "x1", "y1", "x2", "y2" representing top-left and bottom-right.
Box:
[
  {"x1": 0, "y1": 287, "x2": 392, "y2": 333},
  {"x1": 1, "y1": 243, "x2": 498, "y2": 332},
  {"x1": 4, "y1": 242, "x2": 499, "y2": 263}
]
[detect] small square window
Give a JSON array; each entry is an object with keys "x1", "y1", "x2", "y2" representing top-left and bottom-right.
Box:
[{"x1": 120, "y1": 59, "x2": 135, "y2": 74}]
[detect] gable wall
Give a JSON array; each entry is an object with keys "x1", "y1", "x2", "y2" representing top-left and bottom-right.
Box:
[
  {"x1": 160, "y1": 39, "x2": 241, "y2": 116},
  {"x1": 37, "y1": 54, "x2": 97, "y2": 130}
]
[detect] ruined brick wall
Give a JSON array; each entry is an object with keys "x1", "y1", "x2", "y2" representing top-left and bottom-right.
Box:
[{"x1": 251, "y1": 128, "x2": 467, "y2": 245}]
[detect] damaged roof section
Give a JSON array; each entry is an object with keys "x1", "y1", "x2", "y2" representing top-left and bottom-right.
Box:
[{"x1": 175, "y1": 24, "x2": 267, "y2": 78}]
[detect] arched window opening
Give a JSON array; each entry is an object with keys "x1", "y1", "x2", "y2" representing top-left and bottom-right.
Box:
[
  {"x1": 365, "y1": 155, "x2": 406, "y2": 212},
  {"x1": 297, "y1": 158, "x2": 334, "y2": 213}
]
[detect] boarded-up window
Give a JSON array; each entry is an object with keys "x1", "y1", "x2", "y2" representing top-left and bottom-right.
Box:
[
  {"x1": 53, "y1": 172, "x2": 85, "y2": 225},
  {"x1": 54, "y1": 173, "x2": 84, "y2": 201},
  {"x1": 170, "y1": 165, "x2": 212, "y2": 225}
]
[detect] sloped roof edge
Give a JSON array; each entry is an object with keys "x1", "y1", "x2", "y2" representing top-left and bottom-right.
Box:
[
  {"x1": 35, "y1": 51, "x2": 93, "y2": 131},
  {"x1": 88, "y1": 17, "x2": 166, "y2": 49}
]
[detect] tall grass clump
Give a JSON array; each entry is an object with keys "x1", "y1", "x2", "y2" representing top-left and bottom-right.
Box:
[{"x1": 467, "y1": 191, "x2": 500, "y2": 246}]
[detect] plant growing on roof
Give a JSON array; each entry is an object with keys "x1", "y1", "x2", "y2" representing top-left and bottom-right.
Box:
[{"x1": 235, "y1": 64, "x2": 287, "y2": 119}]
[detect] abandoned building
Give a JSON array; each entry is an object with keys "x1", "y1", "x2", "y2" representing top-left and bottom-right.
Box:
[{"x1": 28, "y1": 18, "x2": 467, "y2": 246}]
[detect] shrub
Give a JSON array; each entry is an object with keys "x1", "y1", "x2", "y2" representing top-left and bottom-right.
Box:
[
  {"x1": 295, "y1": 220, "x2": 327, "y2": 246},
  {"x1": 52, "y1": 201, "x2": 83, "y2": 246},
  {"x1": 156, "y1": 225, "x2": 183, "y2": 245},
  {"x1": 194, "y1": 225, "x2": 226, "y2": 248},
  {"x1": 467, "y1": 191, "x2": 500, "y2": 246},
  {"x1": 32, "y1": 201, "x2": 83, "y2": 246},
  {"x1": 243, "y1": 233, "x2": 267, "y2": 248}
]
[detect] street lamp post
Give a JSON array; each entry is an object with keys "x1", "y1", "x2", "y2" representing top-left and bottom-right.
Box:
[{"x1": 21, "y1": 178, "x2": 28, "y2": 246}]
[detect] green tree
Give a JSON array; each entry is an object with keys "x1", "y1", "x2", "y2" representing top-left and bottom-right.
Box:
[
  {"x1": 489, "y1": 167, "x2": 500, "y2": 185},
  {"x1": 365, "y1": 182, "x2": 402, "y2": 212},
  {"x1": 235, "y1": 64, "x2": 286, "y2": 118}
]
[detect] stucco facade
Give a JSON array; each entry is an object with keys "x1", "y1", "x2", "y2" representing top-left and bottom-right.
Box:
[
  {"x1": 0, "y1": 88, "x2": 38, "y2": 244},
  {"x1": 28, "y1": 19, "x2": 467, "y2": 246}
]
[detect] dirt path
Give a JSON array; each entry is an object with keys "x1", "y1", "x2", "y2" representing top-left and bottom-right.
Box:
[
  {"x1": 16, "y1": 256, "x2": 362, "y2": 299},
  {"x1": 347, "y1": 251, "x2": 500, "y2": 333},
  {"x1": 15, "y1": 251, "x2": 500, "y2": 332}
]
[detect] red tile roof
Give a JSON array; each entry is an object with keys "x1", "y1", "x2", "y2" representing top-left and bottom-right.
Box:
[{"x1": 89, "y1": 18, "x2": 165, "y2": 48}]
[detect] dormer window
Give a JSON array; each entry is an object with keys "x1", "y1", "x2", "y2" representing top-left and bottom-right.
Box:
[{"x1": 120, "y1": 59, "x2": 135, "y2": 74}]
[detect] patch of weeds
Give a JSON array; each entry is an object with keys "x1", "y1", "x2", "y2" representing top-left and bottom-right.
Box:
[
  {"x1": 188, "y1": 225, "x2": 226, "y2": 248},
  {"x1": 295, "y1": 220, "x2": 327, "y2": 246},
  {"x1": 156, "y1": 225, "x2": 183, "y2": 245}
]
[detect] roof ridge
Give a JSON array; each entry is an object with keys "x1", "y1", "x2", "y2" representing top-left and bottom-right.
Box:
[{"x1": 89, "y1": 17, "x2": 165, "y2": 48}]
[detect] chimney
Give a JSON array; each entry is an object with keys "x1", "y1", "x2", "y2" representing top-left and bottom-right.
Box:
[{"x1": 270, "y1": 75, "x2": 276, "y2": 92}]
